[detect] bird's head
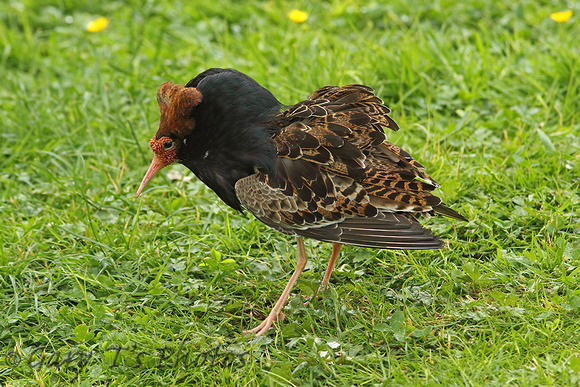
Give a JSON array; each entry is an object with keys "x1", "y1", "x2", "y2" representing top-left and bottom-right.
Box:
[{"x1": 135, "y1": 81, "x2": 202, "y2": 197}]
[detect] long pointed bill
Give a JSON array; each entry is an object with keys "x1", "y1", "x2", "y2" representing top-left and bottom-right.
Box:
[{"x1": 135, "y1": 155, "x2": 167, "y2": 198}]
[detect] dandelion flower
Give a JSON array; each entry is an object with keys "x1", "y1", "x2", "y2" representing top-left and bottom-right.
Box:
[
  {"x1": 289, "y1": 9, "x2": 308, "y2": 23},
  {"x1": 550, "y1": 10, "x2": 572, "y2": 23},
  {"x1": 86, "y1": 17, "x2": 110, "y2": 32}
]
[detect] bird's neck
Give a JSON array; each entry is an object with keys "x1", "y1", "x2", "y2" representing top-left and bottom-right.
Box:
[{"x1": 180, "y1": 86, "x2": 281, "y2": 211}]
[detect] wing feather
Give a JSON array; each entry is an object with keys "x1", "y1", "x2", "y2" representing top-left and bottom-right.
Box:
[{"x1": 234, "y1": 84, "x2": 465, "y2": 250}]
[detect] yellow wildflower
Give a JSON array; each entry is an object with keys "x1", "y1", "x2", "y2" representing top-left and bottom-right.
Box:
[
  {"x1": 550, "y1": 10, "x2": 572, "y2": 23},
  {"x1": 86, "y1": 17, "x2": 110, "y2": 32},
  {"x1": 288, "y1": 9, "x2": 308, "y2": 23}
]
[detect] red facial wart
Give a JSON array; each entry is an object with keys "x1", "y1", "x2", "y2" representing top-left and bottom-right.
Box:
[{"x1": 135, "y1": 136, "x2": 178, "y2": 197}]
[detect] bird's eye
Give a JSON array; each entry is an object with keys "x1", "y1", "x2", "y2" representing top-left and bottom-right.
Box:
[{"x1": 163, "y1": 140, "x2": 174, "y2": 150}]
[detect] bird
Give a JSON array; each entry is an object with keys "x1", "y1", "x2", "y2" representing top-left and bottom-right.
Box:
[{"x1": 135, "y1": 68, "x2": 467, "y2": 336}]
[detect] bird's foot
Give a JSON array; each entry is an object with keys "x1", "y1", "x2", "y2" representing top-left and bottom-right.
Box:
[
  {"x1": 313, "y1": 281, "x2": 330, "y2": 300},
  {"x1": 302, "y1": 283, "x2": 329, "y2": 306},
  {"x1": 245, "y1": 284, "x2": 329, "y2": 336},
  {"x1": 302, "y1": 281, "x2": 329, "y2": 303},
  {"x1": 244, "y1": 310, "x2": 286, "y2": 337}
]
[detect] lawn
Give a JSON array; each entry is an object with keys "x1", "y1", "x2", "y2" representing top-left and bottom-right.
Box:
[{"x1": 1, "y1": 0, "x2": 579, "y2": 385}]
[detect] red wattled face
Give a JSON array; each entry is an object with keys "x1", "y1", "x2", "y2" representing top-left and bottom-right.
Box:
[
  {"x1": 135, "y1": 136, "x2": 179, "y2": 197},
  {"x1": 149, "y1": 136, "x2": 178, "y2": 164}
]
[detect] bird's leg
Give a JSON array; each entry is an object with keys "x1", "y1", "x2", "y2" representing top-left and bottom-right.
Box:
[
  {"x1": 316, "y1": 243, "x2": 342, "y2": 295},
  {"x1": 244, "y1": 237, "x2": 308, "y2": 336}
]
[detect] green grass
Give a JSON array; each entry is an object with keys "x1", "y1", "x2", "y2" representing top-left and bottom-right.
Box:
[{"x1": 1, "y1": 0, "x2": 579, "y2": 385}]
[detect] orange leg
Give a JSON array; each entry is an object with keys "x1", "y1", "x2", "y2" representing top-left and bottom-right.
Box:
[
  {"x1": 244, "y1": 237, "x2": 308, "y2": 336},
  {"x1": 317, "y1": 243, "x2": 342, "y2": 294}
]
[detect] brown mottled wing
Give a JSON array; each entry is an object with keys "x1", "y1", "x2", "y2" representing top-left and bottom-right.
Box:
[
  {"x1": 235, "y1": 84, "x2": 465, "y2": 250},
  {"x1": 235, "y1": 173, "x2": 444, "y2": 250}
]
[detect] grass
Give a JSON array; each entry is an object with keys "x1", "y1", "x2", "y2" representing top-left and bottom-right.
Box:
[{"x1": 1, "y1": 0, "x2": 579, "y2": 385}]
